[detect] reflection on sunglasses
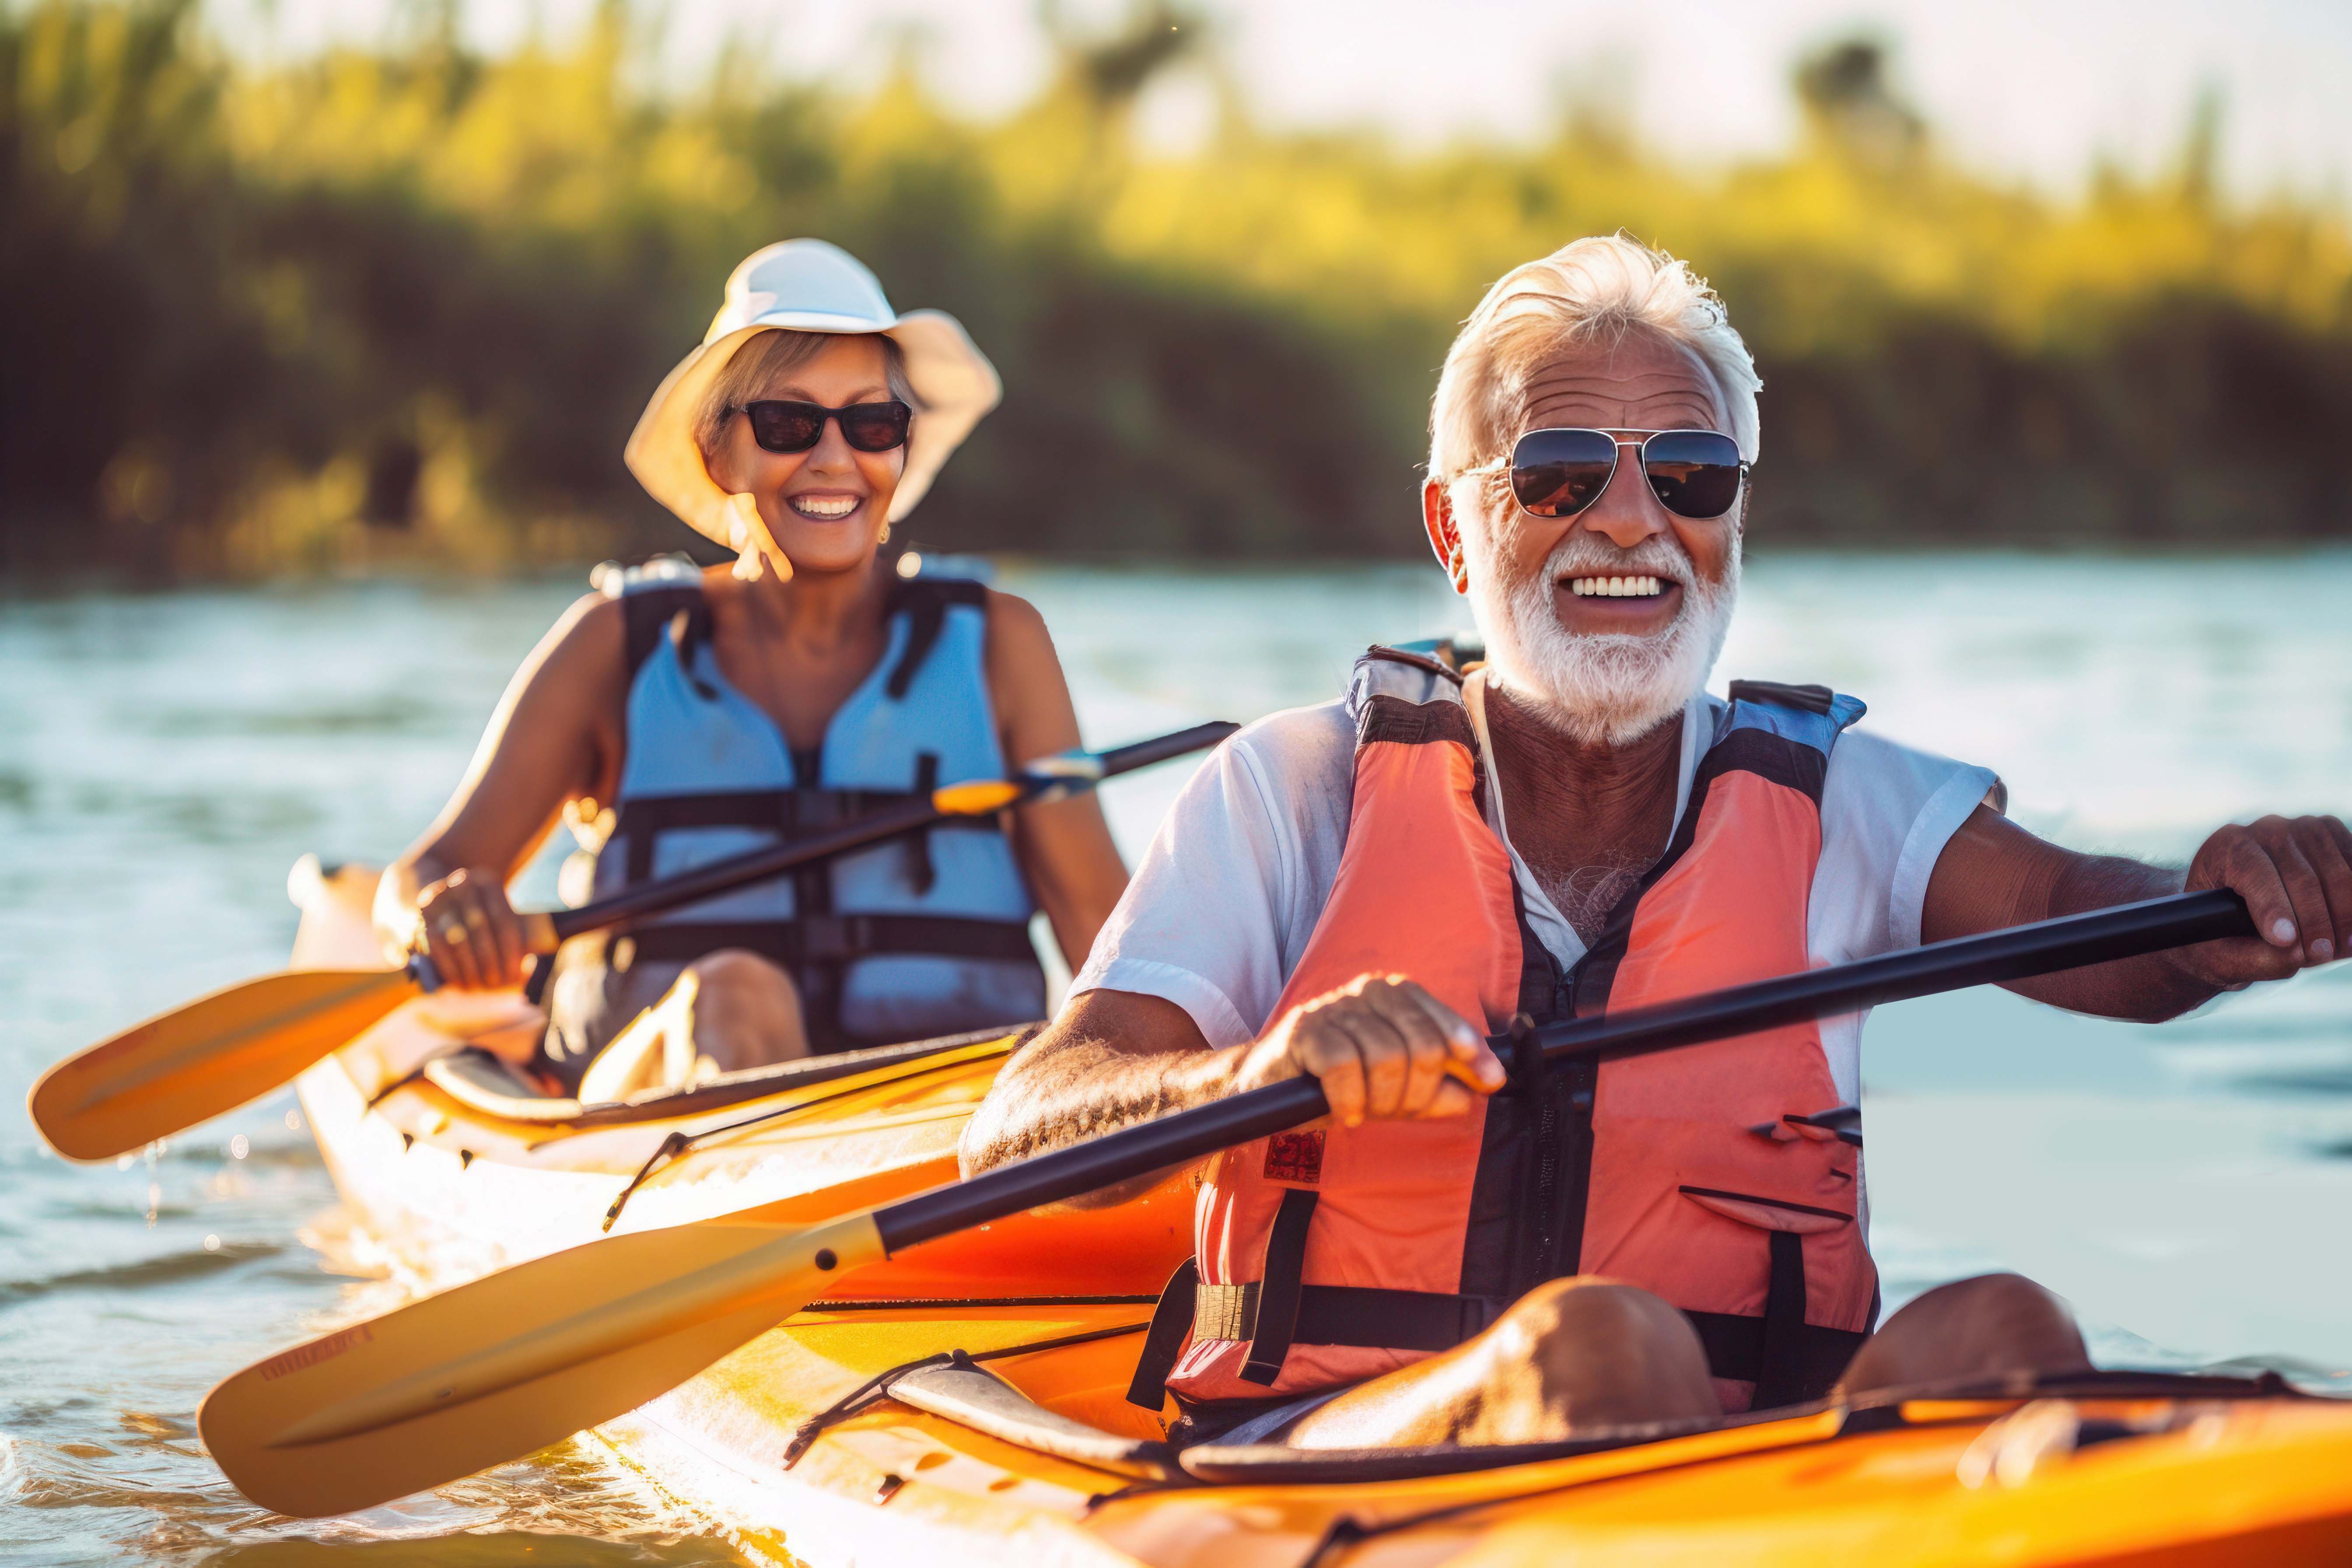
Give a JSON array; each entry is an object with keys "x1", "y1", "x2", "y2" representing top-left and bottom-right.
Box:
[{"x1": 1508, "y1": 428, "x2": 1746, "y2": 521}]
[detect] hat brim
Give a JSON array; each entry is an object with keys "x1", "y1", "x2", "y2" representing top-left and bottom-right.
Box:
[{"x1": 623, "y1": 307, "x2": 1001, "y2": 546}]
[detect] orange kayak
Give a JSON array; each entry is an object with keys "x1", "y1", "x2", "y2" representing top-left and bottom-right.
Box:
[{"x1": 285, "y1": 858, "x2": 2352, "y2": 1567}]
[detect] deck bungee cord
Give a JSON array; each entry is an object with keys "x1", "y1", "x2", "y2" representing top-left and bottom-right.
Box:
[{"x1": 597, "y1": 1032, "x2": 1030, "y2": 1230}]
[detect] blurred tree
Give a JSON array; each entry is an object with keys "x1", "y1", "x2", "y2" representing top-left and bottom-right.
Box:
[
  {"x1": 1795, "y1": 35, "x2": 1924, "y2": 172},
  {"x1": 1, "y1": 2, "x2": 2347, "y2": 579}
]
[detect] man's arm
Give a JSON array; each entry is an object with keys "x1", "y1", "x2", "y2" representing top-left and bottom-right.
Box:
[
  {"x1": 958, "y1": 980, "x2": 1504, "y2": 1207},
  {"x1": 1922, "y1": 805, "x2": 2352, "y2": 1022},
  {"x1": 957, "y1": 990, "x2": 1233, "y2": 1208}
]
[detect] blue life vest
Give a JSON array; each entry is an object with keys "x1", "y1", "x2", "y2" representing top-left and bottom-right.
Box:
[{"x1": 540, "y1": 556, "x2": 1046, "y2": 1077}]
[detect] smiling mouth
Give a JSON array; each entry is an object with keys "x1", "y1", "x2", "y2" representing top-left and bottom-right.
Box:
[
  {"x1": 786, "y1": 494, "x2": 861, "y2": 521},
  {"x1": 1564, "y1": 574, "x2": 1674, "y2": 599}
]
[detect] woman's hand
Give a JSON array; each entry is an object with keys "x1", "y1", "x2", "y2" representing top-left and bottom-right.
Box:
[
  {"x1": 1236, "y1": 974, "x2": 1507, "y2": 1127},
  {"x1": 407, "y1": 867, "x2": 529, "y2": 991},
  {"x1": 2178, "y1": 815, "x2": 2352, "y2": 987}
]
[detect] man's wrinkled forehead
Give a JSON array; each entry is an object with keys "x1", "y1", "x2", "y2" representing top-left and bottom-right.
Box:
[{"x1": 1516, "y1": 333, "x2": 1728, "y2": 438}]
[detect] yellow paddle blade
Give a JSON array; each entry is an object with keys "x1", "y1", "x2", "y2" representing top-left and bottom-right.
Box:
[
  {"x1": 28, "y1": 967, "x2": 420, "y2": 1162},
  {"x1": 200, "y1": 1210, "x2": 886, "y2": 1518}
]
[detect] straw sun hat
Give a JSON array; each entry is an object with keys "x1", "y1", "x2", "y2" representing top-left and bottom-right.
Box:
[{"x1": 625, "y1": 240, "x2": 1001, "y2": 563}]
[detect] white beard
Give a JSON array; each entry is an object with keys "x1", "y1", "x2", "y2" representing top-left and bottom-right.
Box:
[{"x1": 1465, "y1": 519, "x2": 1741, "y2": 747}]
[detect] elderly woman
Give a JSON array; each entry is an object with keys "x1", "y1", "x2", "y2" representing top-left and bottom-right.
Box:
[{"x1": 378, "y1": 240, "x2": 1128, "y2": 1099}]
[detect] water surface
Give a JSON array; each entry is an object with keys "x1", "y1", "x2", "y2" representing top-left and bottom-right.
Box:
[{"x1": 3, "y1": 552, "x2": 2348, "y2": 1562}]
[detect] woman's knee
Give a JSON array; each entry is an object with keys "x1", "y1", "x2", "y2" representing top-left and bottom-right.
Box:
[{"x1": 672, "y1": 949, "x2": 807, "y2": 1070}]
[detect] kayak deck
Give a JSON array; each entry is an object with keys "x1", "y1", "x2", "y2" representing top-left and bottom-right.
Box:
[{"x1": 288, "y1": 866, "x2": 2352, "y2": 1568}]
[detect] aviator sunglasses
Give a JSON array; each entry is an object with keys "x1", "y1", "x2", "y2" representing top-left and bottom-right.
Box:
[
  {"x1": 1503, "y1": 427, "x2": 1747, "y2": 520},
  {"x1": 732, "y1": 399, "x2": 913, "y2": 455}
]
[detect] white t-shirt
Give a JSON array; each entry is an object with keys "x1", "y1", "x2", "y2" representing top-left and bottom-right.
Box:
[{"x1": 1071, "y1": 688, "x2": 1998, "y2": 1109}]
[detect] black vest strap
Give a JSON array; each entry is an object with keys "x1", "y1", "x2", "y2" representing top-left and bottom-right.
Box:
[
  {"x1": 1123, "y1": 1257, "x2": 1866, "y2": 1414},
  {"x1": 621, "y1": 583, "x2": 710, "y2": 684},
  {"x1": 1725, "y1": 678, "x2": 1836, "y2": 716},
  {"x1": 612, "y1": 786, "x2": 1004, "y2": 890},
  {"x1": 1683, "y1": 1308, "x2": 1867, "y2": 1407},
  {"x1": 1126, "y1": 1258, "x2": 1201, "y2": 1410},
  {"x1": 884, "y1": 576, "x2": 989, "y2": 699},
  {"x1": 1123, "y1": 1269, "x2": 1507, "y2": 1411},
  {"x1": 906, "y1": 752, "x2": 940, "y2": 894},
  {"x1": 1240, "y1": 1187, "x2": 1320, "y2": 1385},
  {"x1": 620, "y1": 915, "x2": 1036, "y2": 969}
]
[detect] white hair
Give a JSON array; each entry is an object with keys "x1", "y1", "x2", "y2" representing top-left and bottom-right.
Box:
[
  {"x1": 1428, "y1": 234, "x2": 1760, "y2": 479},
  {"x1": 1435, "y1": 235, "x2": 1756, "y2": 745}
]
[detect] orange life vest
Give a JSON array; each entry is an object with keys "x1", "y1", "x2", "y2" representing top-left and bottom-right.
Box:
[{"x1": 1129, "y1": 648, "x2": 1878, "y2": 1415}]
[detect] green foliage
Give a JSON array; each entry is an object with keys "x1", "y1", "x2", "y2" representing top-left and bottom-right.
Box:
[{"x1": 4, "y1": 4, "x2": 2348, "y2": 577}]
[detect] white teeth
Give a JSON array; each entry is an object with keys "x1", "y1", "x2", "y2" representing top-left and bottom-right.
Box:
[
  {"x1": 1567, "y1": 574, "x2": 1667, "y2": 598},
  {"x1": 789, "y1": 495, "x2": 859, "y2": 519}
]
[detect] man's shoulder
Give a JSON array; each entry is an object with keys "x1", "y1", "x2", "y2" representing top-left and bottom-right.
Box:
[
  {"x1": 1227, "y1": 698, "x2": 1354, "y2": 777},
  {"x1": 1200, "y1": 700, "x2": 1356, "y2": 844},
  {"x1": 1824, "y1": 718, "x2": 1981, "y2": 789}
]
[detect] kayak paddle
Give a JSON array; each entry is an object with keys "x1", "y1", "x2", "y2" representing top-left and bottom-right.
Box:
[
  {"x1": 200, "y1": 888, "x2": 2250, "y2": 1517},
  {"x1": 27, "y1": 722, "x2": 1237, "y2": 1163}
]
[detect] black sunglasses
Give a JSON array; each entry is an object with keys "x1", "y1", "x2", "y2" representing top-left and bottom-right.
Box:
[
  {"x1": 733, "y1": 399, "x2": 913, "y2": 455},
  {"x1": 1507, "y1": 427, "x2": 1747, "y2": 520}
]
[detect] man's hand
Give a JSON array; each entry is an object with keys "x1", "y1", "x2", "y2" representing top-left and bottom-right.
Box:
[
  {"x1": 2178, "y1": 815, "x2": 2352, "y2": 988},
  {"x1": 1236, "y1": 974, "x2": 1508, "y2": 1127}
]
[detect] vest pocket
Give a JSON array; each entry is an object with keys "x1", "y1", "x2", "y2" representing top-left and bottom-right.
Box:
[
  {"x1": 1676, "y1": 1185, "x2": 1854, "y2": 1235},
  {"x1": 1675, "y1": 1184, "x2": 1859, "y2": 1410}
]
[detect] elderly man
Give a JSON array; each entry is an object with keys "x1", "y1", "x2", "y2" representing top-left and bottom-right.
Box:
[{"x1": 960, "y1": 235, "x2": 2352, "y2": 1450}]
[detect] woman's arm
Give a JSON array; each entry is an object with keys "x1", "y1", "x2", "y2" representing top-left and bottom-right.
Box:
[
  {"x1": 983, "y1": 589, "x2": 1129, "y2": 970},
  {"x1": 375, "y1": 593, "x2": 628, "y2": 990}
]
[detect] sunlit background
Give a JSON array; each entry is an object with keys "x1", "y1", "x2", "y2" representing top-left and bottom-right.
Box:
[
  {"x1": 7, "y1": 0, "x2": 2352, "y2": 575},
  {"x1": 4, "y1": 2, "x2": 2351, "y2": 1563}
]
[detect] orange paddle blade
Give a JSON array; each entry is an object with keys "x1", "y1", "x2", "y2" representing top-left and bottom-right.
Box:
[
  {"x1": 200, "y1": 1211, "x2": 887, "y2": 1518},
  {"x1": 28, "y1": 966, "x2": 420, "y2": 1162}
]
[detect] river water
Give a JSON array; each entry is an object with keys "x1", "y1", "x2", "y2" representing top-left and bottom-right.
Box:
[{"x1": 2, "y1": 552, "x2": 2349, "y2": 1564}]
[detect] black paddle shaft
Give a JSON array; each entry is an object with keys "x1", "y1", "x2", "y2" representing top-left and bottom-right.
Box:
[
  {"x1": 542, "y1": 722, "x2": 1238, "y2": 945},
  {"x1": 875, "y1": 888, "x2": 2252, "y2": 1251}
]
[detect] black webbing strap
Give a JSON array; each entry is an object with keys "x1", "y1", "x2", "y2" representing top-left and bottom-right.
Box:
[
  {"x1": 884, "y1": 577, "x2": 988, "y2": 699},
  {"x1": 1124, "y1": 1263, "x2": 1508, "y2": 1410},
  {"x1": 609, "y1": 784, "x2": 1001, "y2": 887},
  {"x1": 1756, "y1": 1229, "x2": 1810, "y2": 1410},
  {"x1": 1125, "y1": 1258, "x2": 1201, "y2": 1410},
  {"x1": 621, "y1": 915, "x2": 1038, "y2": 968},
  {"x1": 615, "y1": 788, "x2": 931, "y2": 835},
  {"x1": 1726, "y1": 678, "x2": 1836, "y2": 716},
  {"x1": 907, "y1": 752, "x2": 940, "y2": 894},
  {"x1": 621, "y1": 584, "x2": 706, "y2": 682},
  {"x1": 1682, "y1": 1306, "x2": 1867, "y2": 1408},
  {"x1": 1241, "y1": 1187, "x2": 1320, "y2": 1385},
  {"x1": 1209, "y1": 1281, "x2": 1501, "y2": 1357}
]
